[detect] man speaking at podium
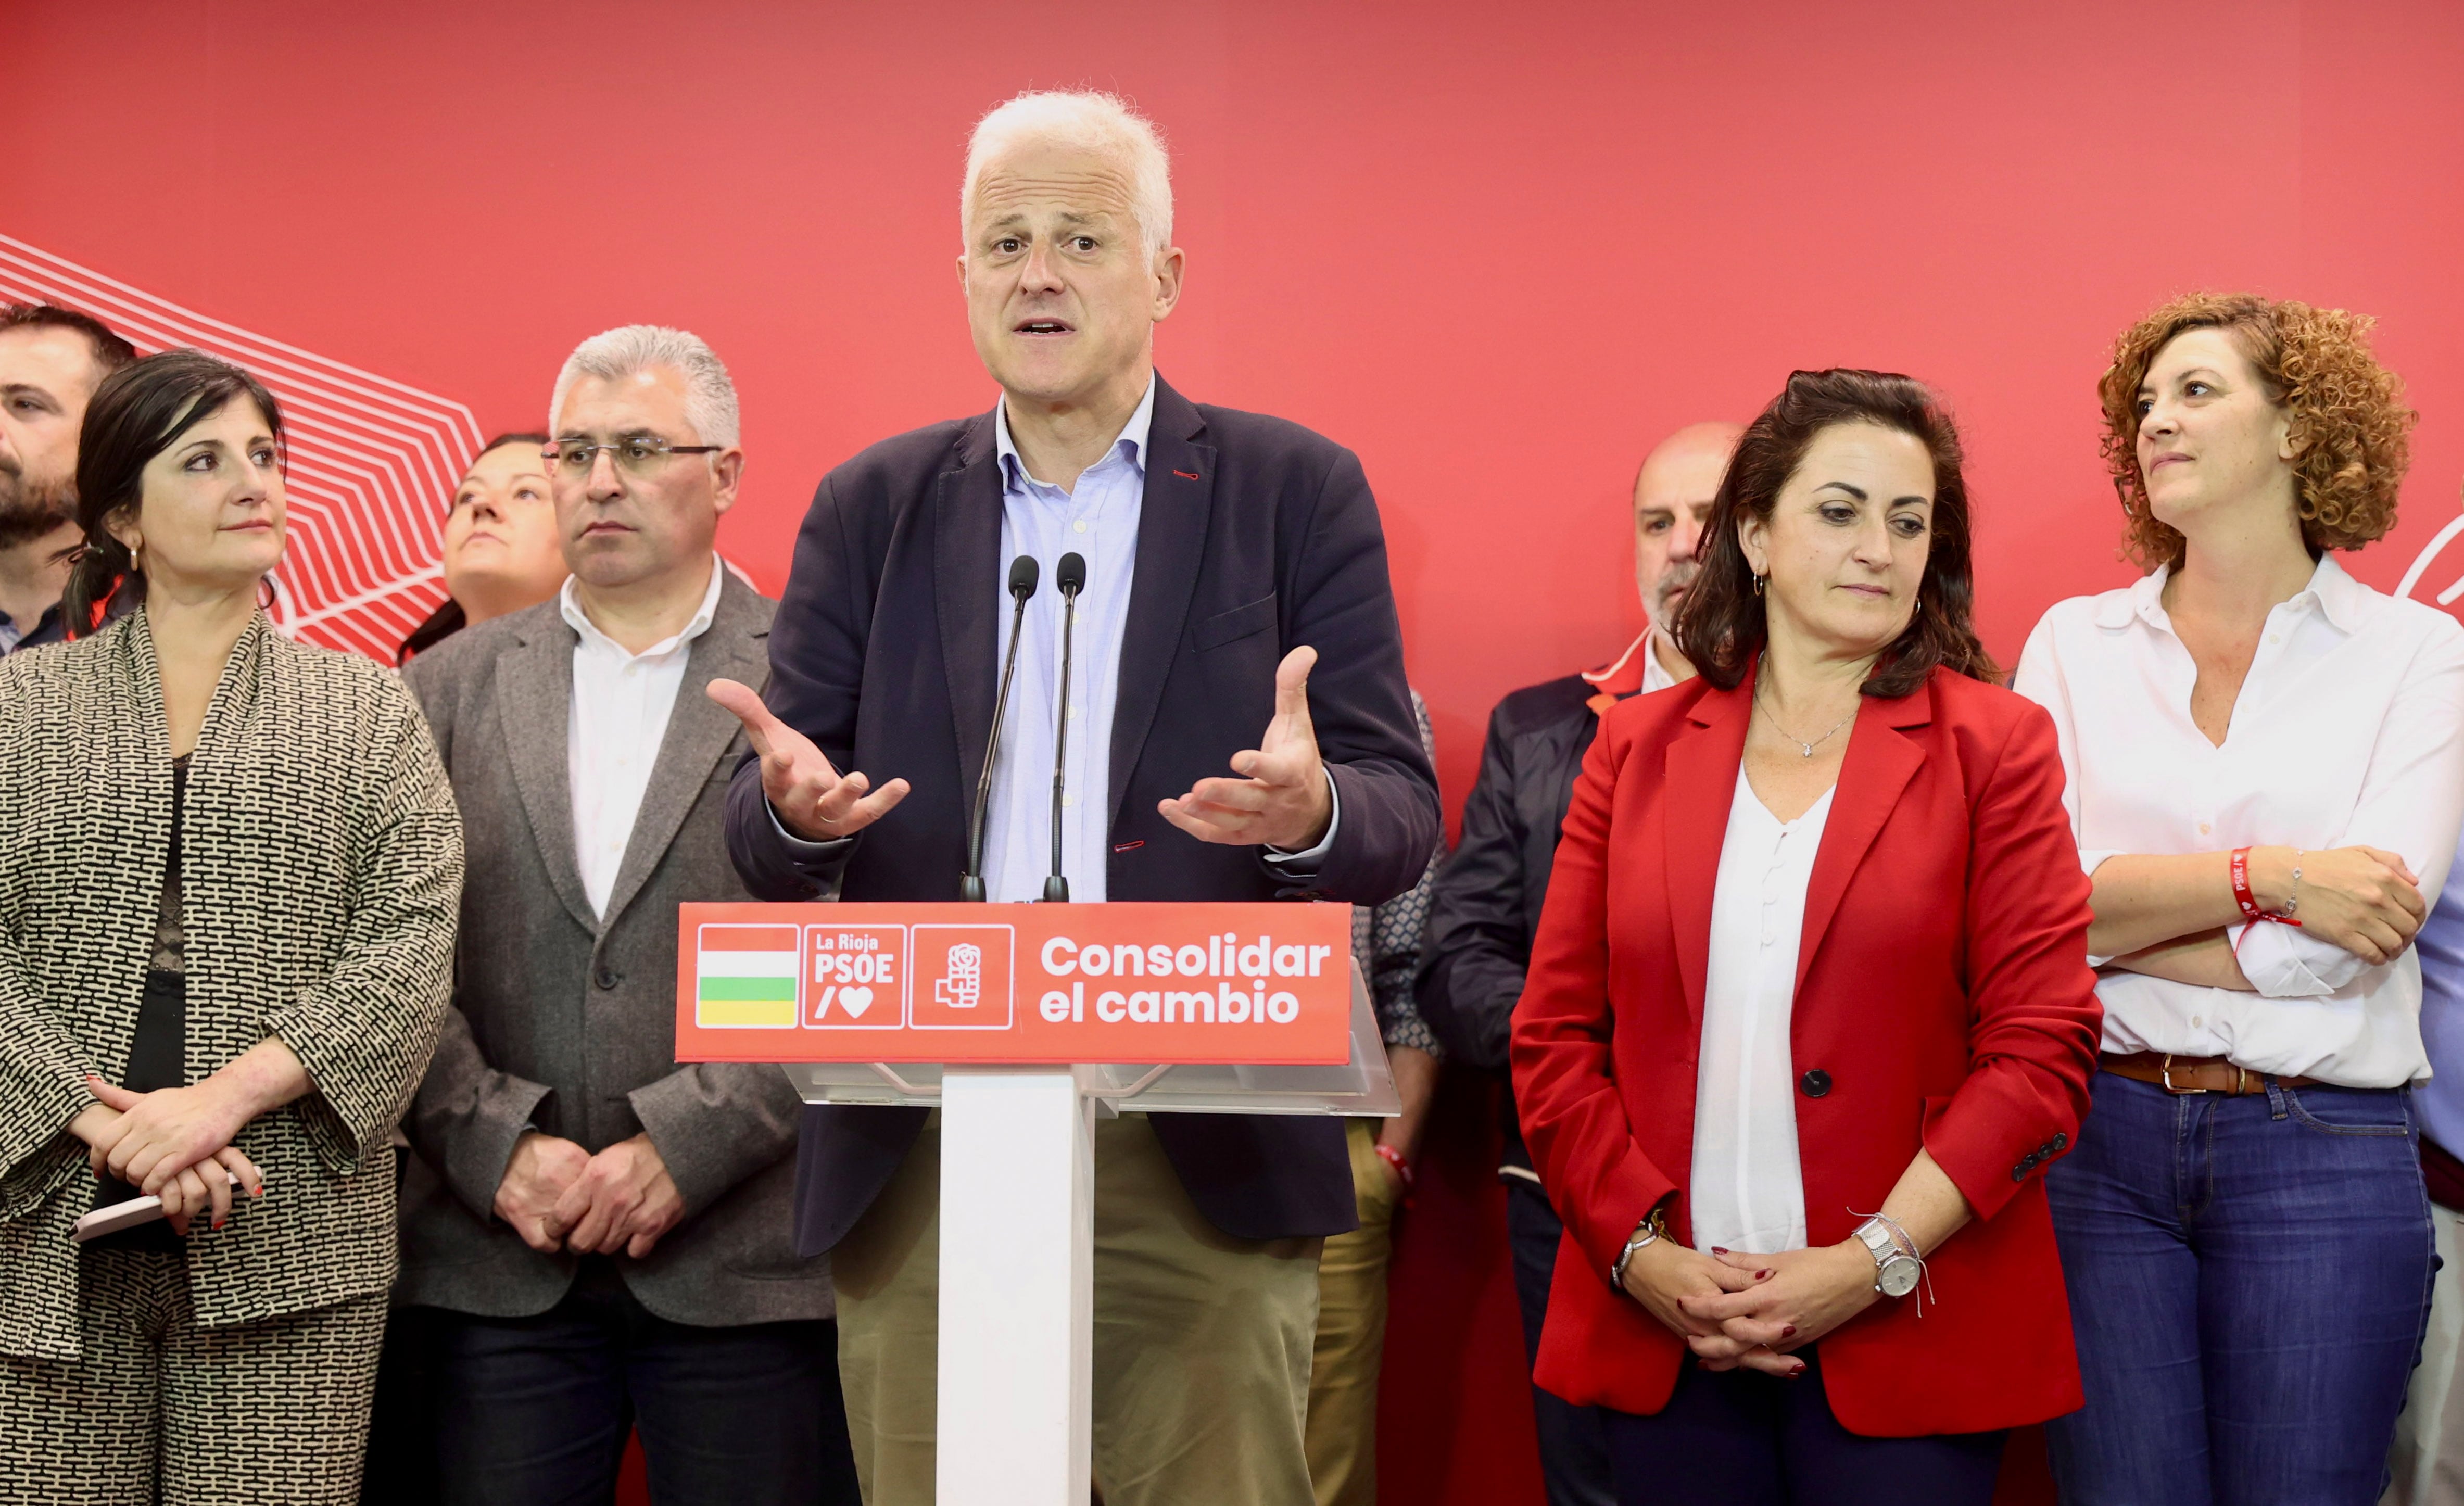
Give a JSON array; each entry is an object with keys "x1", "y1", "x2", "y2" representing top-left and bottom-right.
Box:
[{"x1": 715, "y1": 90, "x2": 1438, "y2": 1504}]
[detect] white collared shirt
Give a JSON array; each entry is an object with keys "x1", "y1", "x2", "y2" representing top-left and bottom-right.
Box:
[
  {"x1": 564, "y1": 556, "x2": 724, "y2": 919},
  {"x1": 1689, "y1": 771, "x2": 1834, "y2": 1255},
  {"x1": 2014, "y1": 554, "x2": 2464, "y2": 1086}
]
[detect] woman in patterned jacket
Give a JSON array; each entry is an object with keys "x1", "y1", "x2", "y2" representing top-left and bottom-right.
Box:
[{"x1": 0, "y1": 350, "x2": 462, "y2": 1503}]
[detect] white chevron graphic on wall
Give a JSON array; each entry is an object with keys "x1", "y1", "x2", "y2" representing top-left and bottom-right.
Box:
[{"x1": 0, "y1": 232, "x2": 480, "y2": 664}]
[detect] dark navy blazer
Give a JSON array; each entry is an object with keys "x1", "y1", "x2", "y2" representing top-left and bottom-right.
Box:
[{"x1": 724, "y1": 375, "x2": 1441, "y2": 1250}]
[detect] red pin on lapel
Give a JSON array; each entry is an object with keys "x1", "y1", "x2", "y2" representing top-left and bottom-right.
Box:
[{"x1": 1173, "y1": 469, "x2": 1201, "y2": 480}]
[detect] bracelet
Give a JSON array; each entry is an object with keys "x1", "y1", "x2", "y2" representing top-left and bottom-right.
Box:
[
  {"x1": 1373, "y1": 1142, "x2": 1413, "y2": 1193},
  {"x1": 1610, "y1": 1206, "x2": 1669, "y2": 1291},
  {"x1": 2230, "y1": 846, "x2": 2304, "y2": 929},
  {"x1": 2286, "y1": 851, "x2": 2305, "y2": 919}
]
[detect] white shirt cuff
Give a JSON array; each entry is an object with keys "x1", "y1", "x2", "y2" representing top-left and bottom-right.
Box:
[
  {"x1": 767, "y1": 799, "x2": 854, "y2": 860},
  {"x1": 2232, "y1": 917, "x2": 2362, "y2": 998},
  {"x1": 1262, "y1": 770, "x2": 1341, "y2": 876}
]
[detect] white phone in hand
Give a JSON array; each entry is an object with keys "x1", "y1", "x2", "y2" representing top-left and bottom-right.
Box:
[{"x1": 72, "y1": 1167, "x2": 240, "y2": 1244}]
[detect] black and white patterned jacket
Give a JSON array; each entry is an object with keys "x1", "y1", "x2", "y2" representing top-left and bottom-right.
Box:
[{"x1": 0, "y1": 610, "x2": 462, "y2": 1359}]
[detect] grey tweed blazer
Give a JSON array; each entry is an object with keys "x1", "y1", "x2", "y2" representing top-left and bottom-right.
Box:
[
  {"x1": 397, "y1": 575, "x2": 826, "y2": 1326},
  {"x1": 0, "y1": 610, "x2": 463, "y2": 1360}
]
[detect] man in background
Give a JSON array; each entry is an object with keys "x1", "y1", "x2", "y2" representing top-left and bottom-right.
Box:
[
  {"x1": 1418, "y1": 420, "x2": 1739, "y2": 1506},
  {"x1": 0, "y1": 303, "x2": 134, "y2": 651},
  {"x1": 397, "y1": 326, "x2": 854, "y2": 1505}
]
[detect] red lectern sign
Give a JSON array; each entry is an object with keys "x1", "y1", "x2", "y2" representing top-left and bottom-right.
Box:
[{"x1": 674, "y1": 902, "x2": 1355, "y2": 1066}]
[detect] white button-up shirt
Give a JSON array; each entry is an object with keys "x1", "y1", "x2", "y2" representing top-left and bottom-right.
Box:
[
  {"x1": 1689, "y1": 771, "x2": 1835, "y2": 1255},
  {"x1": 564, "y1": 556, "x2": 723, "y2": 919},
  {"x1": 2014, "y1": 554, "x2": 2464, "y2": 1086}
]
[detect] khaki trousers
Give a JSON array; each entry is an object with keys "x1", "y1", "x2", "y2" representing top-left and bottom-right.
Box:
[
  {"x1": 0, "y1": 1245, "x2": 386, "y2": 1505},
  {"x1": 832, "y1": 1110, "x2": 1324, "y2": 1506},
  {"x1": 1303, "y1": 1119, "x2": 1404, "y2": 1506},
  {"x1": 2388, "y1": 1200, "x2": 2464, "y2": 1505}
]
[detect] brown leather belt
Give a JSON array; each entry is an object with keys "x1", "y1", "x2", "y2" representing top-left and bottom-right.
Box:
[{"x1": 2101, "y1": 1052, "x2": 2317, "y2": 1096}]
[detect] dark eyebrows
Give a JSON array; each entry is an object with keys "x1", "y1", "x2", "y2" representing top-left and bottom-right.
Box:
[
  {"x1": 1, "y1": 383, "x2": 59, "y2": 405},
  {"x1": 1813, "y1": 480, "x2": 1868, "y2": 501}
]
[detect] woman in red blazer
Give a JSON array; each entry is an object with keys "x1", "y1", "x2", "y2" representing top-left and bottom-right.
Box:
[{"x1": 1511, "y1": 370, "x2": 2103, "y2": 1504}]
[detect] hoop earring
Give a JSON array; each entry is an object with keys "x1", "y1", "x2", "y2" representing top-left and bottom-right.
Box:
[
  {"x1": 256, "y1": 577, "x2": 277, "y2": 611},
  {"x1": 1752, "y1": 571, "x2": 1766, "y2": 596}
]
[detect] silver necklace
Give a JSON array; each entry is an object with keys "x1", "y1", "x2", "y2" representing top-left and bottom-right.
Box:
[{"x1": 1755, "y1": 687, "x2": 1857, "y2": 758}]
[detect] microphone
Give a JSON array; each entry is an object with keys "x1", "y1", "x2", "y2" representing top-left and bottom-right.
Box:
[
  {"x1": 962, "y1": 554, "x2": 1040, "y2": 902},
  {"x1": 1045, "y1": 551, "x2": 1086, "y2": 902}
]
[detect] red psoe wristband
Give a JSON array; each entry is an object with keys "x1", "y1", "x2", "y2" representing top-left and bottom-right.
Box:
[
  {"x1": 2230, "y1": 845, "x2": 2302, "y2": 928},
  {"x1": 1374, "y1": 1142, "x2": 1414, "y2": 1193}
]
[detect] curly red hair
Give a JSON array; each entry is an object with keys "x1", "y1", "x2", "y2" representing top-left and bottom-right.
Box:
[{"x1": 2098, "y1": 292, "x2": 2414, "y2": 570}]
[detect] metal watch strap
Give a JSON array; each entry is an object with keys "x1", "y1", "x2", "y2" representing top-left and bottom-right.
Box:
[{"x1": 1610, "y1": 1207, "x2": 1667, "y2": 1289}]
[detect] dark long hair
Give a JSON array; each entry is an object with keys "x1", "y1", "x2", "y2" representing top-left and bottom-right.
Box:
[
  {"x1": 1670, "y1": 368, "x2": 1998, "y2": 699},
  {"x1": 396, "y1": 431, "x2": 552, "y2": 664},
  {"x1": 65, "y1": 350, "x2": 284, "y2": 636}
]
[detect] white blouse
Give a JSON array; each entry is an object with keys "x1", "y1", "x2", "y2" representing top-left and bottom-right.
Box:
[
  {"x1": 1689, "y1": 770, "x2": 1836, "y2": 1256},
  {"x1": 2014, "y1": 555, "x2": 2464, "y2": 1087}
]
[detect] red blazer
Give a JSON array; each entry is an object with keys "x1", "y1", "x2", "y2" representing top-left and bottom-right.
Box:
[{"x1": 1509, "y1": 665, "x2": 2101, "y2": 1437}]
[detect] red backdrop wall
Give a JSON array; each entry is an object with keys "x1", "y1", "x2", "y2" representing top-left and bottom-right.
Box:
[{"x1": 15, "y1": 3, "x2": 2464, "y2": 1500}]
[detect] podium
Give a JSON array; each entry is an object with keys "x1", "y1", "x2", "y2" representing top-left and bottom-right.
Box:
[{"x1": 674, "y1": 901, "x2": 1396, "y2": 1505}]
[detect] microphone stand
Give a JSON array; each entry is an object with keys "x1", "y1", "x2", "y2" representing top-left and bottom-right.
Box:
[
  {"x1": 963, "y1": 555, "x2": 1039, "y2": 902},
  {"x1": 1045, "y1": 552, "x2": 1085, "y2": 902}
]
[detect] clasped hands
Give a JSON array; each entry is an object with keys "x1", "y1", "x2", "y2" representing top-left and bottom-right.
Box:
[
  {"x1": 494, "y1": 1130, "x2": 685, "y2": 1260},
  {"x1": 68, "y1": 1075, "x2": 266, "y2": 1237},
  {"x1": 1619, "y1": 1236, "x2": 1882, "y2": 1378},
  {"x1": 710, "y1": 644, "x2": 1334, "y2": 852}
]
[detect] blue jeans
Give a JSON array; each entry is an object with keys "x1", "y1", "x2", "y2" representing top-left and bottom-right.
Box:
[
  {"x1": 426, "y1": 1258, "x2": 859, "y2": 1506},
  {"x1": 2044, "y1": 1071, "x2": 2435, "y2": 1504},
  {"x1": 1507, "y1": 1174, "x2": 1619, "y2": 1506}
]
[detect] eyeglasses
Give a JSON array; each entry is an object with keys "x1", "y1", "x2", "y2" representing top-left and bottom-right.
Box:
[{"x1": 544, "y1": 436, "x2": 724, "y2": 477}]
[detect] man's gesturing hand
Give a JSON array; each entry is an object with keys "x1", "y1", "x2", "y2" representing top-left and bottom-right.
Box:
[
  {"x1": 545, "y1": 1133, "x2": 687, "y2": 1260},
  {"x1": 707, "y1": 678, "x2": 909, "y2": 842},
  {"x1": 495, "y1": 1130, "x2": 591, "y2": 1255},
  {"x1": 1158, "y1": 646, "x2": 1333, "y2": 851}
]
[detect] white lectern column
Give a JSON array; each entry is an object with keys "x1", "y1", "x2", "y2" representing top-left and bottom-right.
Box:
[{"x1": 936, "y1": 1067, "x2": 1096, "y2": 1502}]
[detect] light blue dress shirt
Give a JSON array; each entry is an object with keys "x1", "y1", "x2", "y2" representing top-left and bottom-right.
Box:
[
  {"x1": 982, "y1": 377, "x2": 1333, "y2": 901},
  {"x1": 2416, "y1": 825, "x2": 2464, "y2": 1154},
  {"x1": 771, "y1": 376, "x2": 1334, "y2": 895}
]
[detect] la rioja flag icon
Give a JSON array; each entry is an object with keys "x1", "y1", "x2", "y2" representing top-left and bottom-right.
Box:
[{"x1": 695, "y1": 925, "x2": 800, "y2": 1028}]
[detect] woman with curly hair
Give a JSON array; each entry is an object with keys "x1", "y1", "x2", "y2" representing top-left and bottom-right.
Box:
[{"x1": 2014, "y1": 294, "x2": 2464, "y2": 1503}]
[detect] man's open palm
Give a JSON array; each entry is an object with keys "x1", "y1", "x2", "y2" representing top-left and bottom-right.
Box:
[
  {"x1": 1159, "y1": 646, "x2": 1333, "y2": 850},
  {"x1": 708, "y1": 678, "x2": 909, "y2": 841}
]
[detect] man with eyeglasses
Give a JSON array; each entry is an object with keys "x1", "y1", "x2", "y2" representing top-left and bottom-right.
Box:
[{"x1": 388, "y1": 325, "x2": 857, "y2": 1504}]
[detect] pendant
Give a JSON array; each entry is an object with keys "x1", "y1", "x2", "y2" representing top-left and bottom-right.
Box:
[{"x1": 1797, "y1": 742, "x2": 1814, "y2": 757}]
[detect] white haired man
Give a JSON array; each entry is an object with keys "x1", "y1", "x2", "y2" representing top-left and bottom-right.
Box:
[
  {"x1": 390, "y1": 326, "x2": 858, "y2": 1504},
  {"x1": 716, "y1": 92, "x2": 1439, "y2": 1504}
]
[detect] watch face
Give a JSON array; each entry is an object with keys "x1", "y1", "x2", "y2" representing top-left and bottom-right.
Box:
[{"x1": 1878, "y1": 1258, "x2": 1921, "y2": 1298}]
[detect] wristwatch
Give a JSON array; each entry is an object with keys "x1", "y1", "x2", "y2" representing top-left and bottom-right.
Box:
[
  {"x1": 1853, "y1": 1216, "x2": 1922, "y2": 1298},
  {"x1": 1610, "y1": 1207, "x2": 1669, "y2": 1290}
]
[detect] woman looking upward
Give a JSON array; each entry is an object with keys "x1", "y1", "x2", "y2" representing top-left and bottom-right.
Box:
[{"x1": 2016, "y1": 293, "x2": 2464, "y2": 1504}]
